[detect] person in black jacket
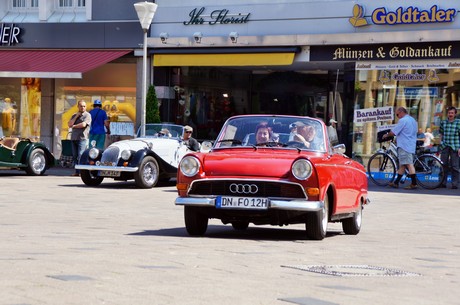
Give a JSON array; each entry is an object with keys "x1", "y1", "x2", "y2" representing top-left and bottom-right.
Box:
[{"x1": 182, "y1": 125, "x2": 200, "y2": 151}]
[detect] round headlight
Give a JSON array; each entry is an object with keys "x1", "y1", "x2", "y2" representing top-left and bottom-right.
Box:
[
  {"x1": 121, "y1": 150, "x2": 132, "y2": 161},
  {"x1": 180, "y1": 156, "x2": 200, "y2": 177},
  {"x1": 89, "y1": 148, "x2": 100, "y2": 159},
  {"x1": 292, "y1": 159, "x2": 313, "y2": 180}
]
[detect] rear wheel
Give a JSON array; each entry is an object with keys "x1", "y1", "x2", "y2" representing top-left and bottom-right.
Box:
[
  {"x1": 25, "y1": 148, "x2": 47, "y2": 175},
  {"x1": 306, "y1": 194, "x2": 329, "y2": 240},
  {"x1": 342, "y1": 200, "x2": 362, "y2": 235},
  {"x1": 414, "y1": 154, "x2": 445, "y2": 189},
  {"x1": 184, "y1": 206, "x2": 208, "y2": 236},
  {"x1": 80, "y1": 170, "x2": 104, "y2": 186},
  {"x1": 134, "y1": 156, "x2": 159, "y2": 188},
  {"x1": 367, "y1": 152, "x2": 397, "y2": 186}
]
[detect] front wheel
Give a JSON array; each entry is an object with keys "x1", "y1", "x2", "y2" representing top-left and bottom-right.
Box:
[
  {"x1": 134, "y1": 156, "x2": 159, "y2": 188},
  {"x1": 184, "y1": 206, "x2": 208, "y2": 236},
  {"x1": 414, "y1": 154, "x2": 445, "y2": 189},
  {"x1": 342, "y1": 200, "x2": 362, "y2": 235},
  {"x1": 306, "y1": 194, "x2": 329, "y2": 240},
  {"x1": 80, "y1": 170, "x2": 104, "y2": 186},
  {"x1": 367, "y1": 152, "x2": 397, "y2": 186},
  {"x1": 25, "y1": 148, "x2": 47, "y2": 175}
]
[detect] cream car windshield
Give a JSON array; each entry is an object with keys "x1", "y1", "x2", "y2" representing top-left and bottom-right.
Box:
[
  {"x1": 214, "y1": 116, "x2": 325, "y2": 152},
  {"x1": 137, "y1": 124, "x2": 184, "y2": 139}
]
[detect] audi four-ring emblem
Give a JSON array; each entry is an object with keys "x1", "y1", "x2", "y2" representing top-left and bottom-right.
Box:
[{"x1": 229, "y1": 183, "x2": 258, "y2": 194}]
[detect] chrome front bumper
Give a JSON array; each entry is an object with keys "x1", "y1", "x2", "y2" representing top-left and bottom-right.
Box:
[
  {"x1": 175, "y1": 197, "x2": 324, "y2": 212},
  {"x1": 75, "y1": 164, "x2": 139, "y2": 172}
]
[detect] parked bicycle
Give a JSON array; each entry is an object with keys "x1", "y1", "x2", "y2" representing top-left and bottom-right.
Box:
[{"x1": 367, "y1": 140, "x2": 445, "y2": 189}]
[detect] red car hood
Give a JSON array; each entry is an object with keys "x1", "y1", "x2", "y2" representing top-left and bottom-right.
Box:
[{"x1": 202, "y1": 149, "x2": 310, "y2": 178}]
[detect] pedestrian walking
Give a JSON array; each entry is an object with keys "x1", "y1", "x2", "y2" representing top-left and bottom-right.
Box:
[
  {"x1": 383, "y1": 107, "x2": 418, "y2": 189},
  {"x1": 439, "y1": 106, "x2": 460, "y2": 189},
  {"x1": 67, "y1": 100, "x2": 91, "y2": 176},
  {"x1": 89, "y1": 99, "x2": 109, "y2": 149}
]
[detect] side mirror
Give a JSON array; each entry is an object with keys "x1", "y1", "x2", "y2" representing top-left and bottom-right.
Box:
[
  {"x1": 200, "y1": 141, "x2": 213, "y2": 153},
  {"x1": 332, "y1": 143, "x2": 346, "y2": 155}
]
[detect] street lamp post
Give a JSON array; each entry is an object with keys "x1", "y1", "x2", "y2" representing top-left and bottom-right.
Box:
[{"x1": 134, "y1": 1, "x2": 158, "y2": 137}]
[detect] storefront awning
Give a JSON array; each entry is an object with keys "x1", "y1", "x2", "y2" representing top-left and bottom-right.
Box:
[
  {"x1": 0, "y1": 50, "x2": 132, "y2": 78},
  {"x1": 152, "y1": 47, "x2": 298, "y2": 67}
]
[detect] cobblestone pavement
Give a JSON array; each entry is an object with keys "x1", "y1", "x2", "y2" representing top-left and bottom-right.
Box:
[{"x1": 0, "y1": 167, "x2": 458, "y2": 305}]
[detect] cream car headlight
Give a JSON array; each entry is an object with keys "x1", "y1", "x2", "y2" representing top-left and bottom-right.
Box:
[
  {"x1": 89, "y1": 148, "x2": 100, "y2": 159},
  {"x1": 121, "y1": 150, "x2": 132, "y2": 161},
  {"x1": 292, "y1": 159, "x2": 313, "y2": 180},
  {"x1": 180, "y1": 156, "x2": 200, "y2": 177}
]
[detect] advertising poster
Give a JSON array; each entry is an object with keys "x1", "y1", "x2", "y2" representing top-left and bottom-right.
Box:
[{"x1": 20, "y1": 78, "x2": 41, "y2": 138}]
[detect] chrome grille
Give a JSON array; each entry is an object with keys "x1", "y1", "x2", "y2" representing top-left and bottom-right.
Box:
[
  {"x1": 189, "y1": 180, "x2": 306, "y2": 198},
  {"x1": 101, "y1": 146, "x2": 120, "y2": 164}
]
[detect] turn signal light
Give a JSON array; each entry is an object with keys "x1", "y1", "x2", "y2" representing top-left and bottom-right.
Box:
[
  {"x1": 176, "y1": 183, "x2": 189, "y2": 191},
  {"x1": 306, "y1": 188, "x2": 320, "y2": 196}
]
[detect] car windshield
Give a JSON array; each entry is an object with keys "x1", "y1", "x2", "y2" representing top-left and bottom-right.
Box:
[
  {"x1": 136, "y1": 124, "x2": 184, "y2": 139},
  {"x1": 214, "y1": 115, "x2": 325, "y2": 152}
]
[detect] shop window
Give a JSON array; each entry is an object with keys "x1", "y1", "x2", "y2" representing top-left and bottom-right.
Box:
[
  {"x1": 55, "y1": 62, "x2": 136, "y2": 140},
  {"x1": 353, "y1": 68, "x2": 460, "y2": 165}
]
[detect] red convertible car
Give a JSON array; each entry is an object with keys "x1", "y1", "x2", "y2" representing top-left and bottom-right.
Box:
[{"x1": 175, "y1": 115, "x2": 369, "y2": 240}]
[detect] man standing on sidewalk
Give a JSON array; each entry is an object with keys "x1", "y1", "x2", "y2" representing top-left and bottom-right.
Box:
[
  {"x1": 68, "y1": 100, "x2": 91, "y2": 176},
  {"x1": 383, "y1": 107, "x2": 418, "y2": 189},
  {"x1": 439, "y1": 106, "x2": 460, "y2": 189}
]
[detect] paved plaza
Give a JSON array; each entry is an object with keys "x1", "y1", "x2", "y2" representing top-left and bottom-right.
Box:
[{"x1": 0, "y1": 167, "x2": 459, "y2": 305}]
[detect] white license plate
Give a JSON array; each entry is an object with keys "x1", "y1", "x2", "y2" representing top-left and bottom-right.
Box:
[
  {"x1": 99, "y1": 170, "x2": 121, "y2": 177},
  {"x1": 216, "y1": 196, "x2": 269, "y2": 210}
]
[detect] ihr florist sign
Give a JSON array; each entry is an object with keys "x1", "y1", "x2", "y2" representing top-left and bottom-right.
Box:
[{"x1": 354, "y1": 107, "x2": 394, "y2": 123}]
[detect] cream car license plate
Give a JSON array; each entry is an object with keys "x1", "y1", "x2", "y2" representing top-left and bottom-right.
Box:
[
  {"x1": 99, "y1": 170, "x2": 121, "y2": 177},
  {"x1": 216, "y1": 196, "x2": 269, "y2": 210}
]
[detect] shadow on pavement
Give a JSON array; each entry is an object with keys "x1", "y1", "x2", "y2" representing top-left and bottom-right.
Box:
[{"x1": 128, "y1": 225, "x2": 343, "y2": 241}]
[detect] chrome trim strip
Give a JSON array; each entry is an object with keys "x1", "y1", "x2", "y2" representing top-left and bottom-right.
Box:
[
  {"x1": 175, "y1": 197, "x2": 324, "y2": 212},
  {"x1": 75, "y1": 165, "x2": 139, "y2": 172}
]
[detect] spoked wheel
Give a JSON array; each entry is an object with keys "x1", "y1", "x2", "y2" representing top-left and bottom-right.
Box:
[
  {"x1": 306, "y1": 193, "x2": 329, "y2": 240},
  {"x1": 414, "y1": 154, "x2": 445, "y2": 189},
  {"x1": 367, "y1": 152, "x2": 397, "y2": 186},
  {"x1": 342, "y1": 200, "x2": 362, "y2": 235},
  {"x1": 134, "y1": 156, "x2": 159, "y2": 188},
  {"x1": 80, "y1": 170, "x2": 104, "y2": 186},
  {"x1": 184, "y1": 206, "x2": 208, "y2": 236},
  {"x1": 25, "y1": 148, "x2": 47, "y2": 175}
]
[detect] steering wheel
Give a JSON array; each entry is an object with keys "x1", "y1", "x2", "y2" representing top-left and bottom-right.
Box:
[{"x1": 284, "y1": 141, "x2": 307, "y2": 149}]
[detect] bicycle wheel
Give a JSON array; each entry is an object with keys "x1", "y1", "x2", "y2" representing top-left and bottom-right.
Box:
[
  {"x1": 367, "y1": 152, "x2": 397, "y2": 186},
  {"x1": 414, "y1": 154, "x2": 445, "y2": 189}
]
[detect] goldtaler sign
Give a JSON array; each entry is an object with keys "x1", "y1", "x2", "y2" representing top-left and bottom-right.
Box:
[{"x1": 349, "y1": 4, "x2": 457, "y2": 27}]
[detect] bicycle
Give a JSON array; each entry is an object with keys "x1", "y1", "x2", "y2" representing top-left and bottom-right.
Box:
[{"x1": 367, "y1": 140, "x2": 445, "y2": 189}]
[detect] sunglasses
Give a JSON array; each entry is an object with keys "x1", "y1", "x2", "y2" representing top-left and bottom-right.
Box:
[{"x1": 185, "y1": 131, "x2": 192, "y2": 133}]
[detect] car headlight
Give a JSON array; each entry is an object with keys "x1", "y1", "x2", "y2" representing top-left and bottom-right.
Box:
[
  {"x1": 89, "y1": 148, "x2": 100, "y2": 159},
  {"x1": 180, "y1": 156, "x2": 200, "y2": 177},
  {"x1": 121, "y1": 150, "x2": 132, "y2": 161},
  {"x1": 291, "y1": 159, "x2": 313, "y2": 180}
]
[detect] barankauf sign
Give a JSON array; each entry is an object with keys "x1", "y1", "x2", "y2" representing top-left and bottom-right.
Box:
[
  {"x1": 0, "y1": 23, "x2": 21, "y2": 46},
  {"x1": 354, "y1": 107, "x2": 394, "y2": 123}
]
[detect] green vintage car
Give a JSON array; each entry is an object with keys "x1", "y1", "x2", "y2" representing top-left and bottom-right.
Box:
[{"x1": 0, "y1": 137, "x2": 56, "y2": 175}]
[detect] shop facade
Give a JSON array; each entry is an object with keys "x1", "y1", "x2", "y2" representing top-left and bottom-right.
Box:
[
  {"x1": 0, "y1": 0, "x2": 145, "y2": 159},
  {"x1": 149, "y1": 0, "x2": 460, "y2": 159}
]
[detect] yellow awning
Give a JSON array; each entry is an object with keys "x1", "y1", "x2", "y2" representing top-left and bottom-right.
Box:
[{"x1": 153, "y1": 53, "x2": 295, "y2": 67}]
